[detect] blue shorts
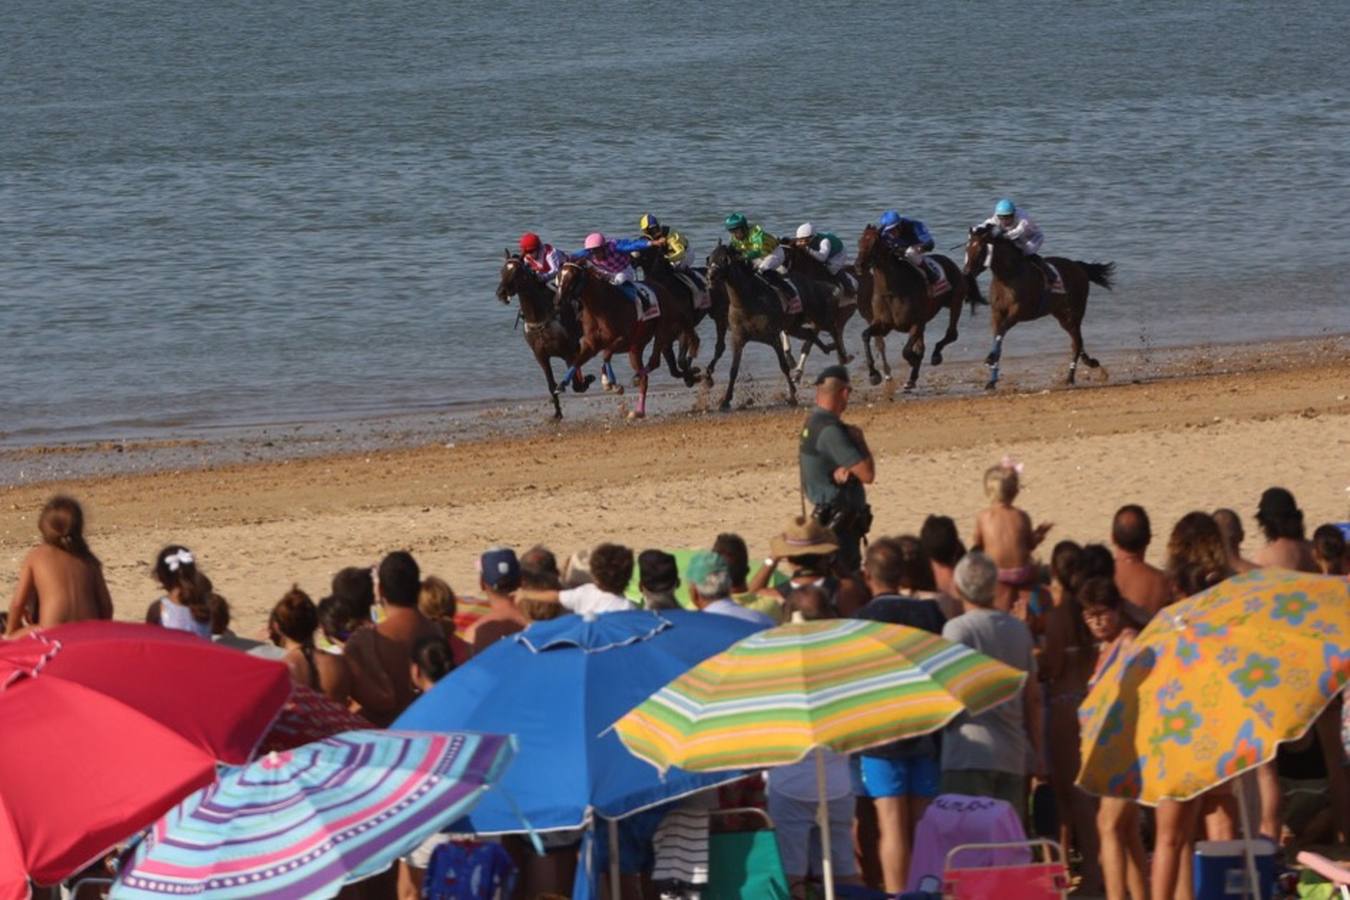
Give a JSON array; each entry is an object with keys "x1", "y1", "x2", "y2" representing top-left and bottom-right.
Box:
[{"x1": 850, "y1": 753, "x2": 940, "y2": 799}]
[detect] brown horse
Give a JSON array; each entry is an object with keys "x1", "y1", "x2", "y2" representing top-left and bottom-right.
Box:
[
  {"x1": 763, "y1": 242, "x2": 856, "y2": 382},
  {"x1": 496, "y1": 252, "x2": 595, "y2": 418},
  {"x1": 553, "y1": 262, "x2": 699, "y2": 419},
  {"x1": 854, "y1": 225, "x2": 967, "y2": 390},
  {"x1": 704, "y1": 243, "x2": 805, "y2": 411},
  {"x1": 963, "y1": 223, "x2": 1115, "y2": 390},
  {"x1": 630, "y1": 245, "x2": 727, "y2": 382}
]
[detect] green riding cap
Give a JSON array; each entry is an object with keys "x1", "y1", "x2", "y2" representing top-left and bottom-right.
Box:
[{"x1": 724, "y1": 212, "x2": 748, "y2": 232}]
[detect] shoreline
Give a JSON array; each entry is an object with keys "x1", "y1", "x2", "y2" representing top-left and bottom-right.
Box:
[
  {"x1": 2, "y1": 332, "x2": 1345, "y2": 487},
  {"x1": 2, "y1": 348, "x2": 1347, "y2": 636}
]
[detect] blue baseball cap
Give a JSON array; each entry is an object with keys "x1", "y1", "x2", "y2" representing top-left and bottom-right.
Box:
[{"x1": 478, "y1": 547, "x2": 521, "y2": 590}]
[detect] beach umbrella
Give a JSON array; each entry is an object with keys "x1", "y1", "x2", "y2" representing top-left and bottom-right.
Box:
[
  {"x1": 394, "y1": 610, "x2": 763, "y2": 833},
  {"x1": 1077, "y1": 569, "x2": 1349, "y2": 804},
  {"x1": 1075, "y1": 570, "x2": 1349, "y2": 898},
  {"x1": 257, "y1": 683, "x2": 371, "y2": 755},
  {"x1": 613, "y1": 619, "x2": 1029, "y2": 900},
  {"x1": 110, "y1": 730, "x2": 513, "y2": 899},
  {"x1": 0, "y1": 622, "x2": 291, "y2": 900}
]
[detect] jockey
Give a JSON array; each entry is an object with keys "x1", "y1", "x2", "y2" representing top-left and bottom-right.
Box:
[
  {"x1": 573, "y1": 232, "x2": 654, "y2": 310},
  {"x1": 724, "y1": 212, "x2": 793, "y2": 296},
  {"x1": 637, "y1": 214, "x2": 690, "y2": 267},
  {"x1": 878, "y1": 209, "x2": 938, "y2": 283},
  {"x1": 793, "y1": 223, "x2": 849, "y2": 274},
  {"x1": 980, "y1": 198, "x2": 1055, "y2": 287},
  {"x1": 518, "y1": 232, "x2": 566, "y2": 285}
]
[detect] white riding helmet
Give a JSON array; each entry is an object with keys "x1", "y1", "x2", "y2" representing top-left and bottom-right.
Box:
[{"x1": 795, "y1": 222, "x2": 816, "y2": 239}]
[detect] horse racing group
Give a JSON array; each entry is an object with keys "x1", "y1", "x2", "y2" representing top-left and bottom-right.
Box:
[{"x1": 496, "y1": 200, "x2": 1114, "y2": 419}]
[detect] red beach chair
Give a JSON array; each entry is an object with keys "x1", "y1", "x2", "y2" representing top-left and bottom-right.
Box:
[{"x1": 942, "y1": 838, "x2": 1070, "y2": 899}]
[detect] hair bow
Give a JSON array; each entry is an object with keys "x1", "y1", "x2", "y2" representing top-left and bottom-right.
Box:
[
  {"x1": 999, "y1": 455, "x2": 1024, "y2": 476},
  {"x1": 165, "y1": 548, "x2": 195, "y2": 572}
]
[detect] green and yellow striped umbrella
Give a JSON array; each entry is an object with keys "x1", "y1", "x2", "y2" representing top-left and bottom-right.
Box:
[{"x1": 614, "y1": 619, "x2": 1028, "y2": 773}]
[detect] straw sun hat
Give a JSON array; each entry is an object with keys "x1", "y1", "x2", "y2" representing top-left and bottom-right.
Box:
[{"x1": 769, "y1": 516, "x2": 839, "y2": 558}]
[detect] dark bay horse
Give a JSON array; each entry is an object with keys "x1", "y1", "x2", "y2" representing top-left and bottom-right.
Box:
[
  {"x1": 777, "y1": 241, "x2": 858, "y2": 377},
  {"x1": 630, "y1": 245, "x2": 727, "y2": 382},
  {"x1": 854, "y1": 225, "x2": 967, "y2": 390},
  {"x1": 963, "y1": 223, "x2": 1115, "y2": 390},
  {"x1": 553, "y1": 262, "x2": 699, "y2": 419},
  {"x1": 774, "y1": 242, "x2": 857, "y2": 382},
  {"x1": 704, "y1": 243, "x2": 802, "y2": 411},
  {"x1": 496, "y1": 252, "x2": 594, "y2": 418}
]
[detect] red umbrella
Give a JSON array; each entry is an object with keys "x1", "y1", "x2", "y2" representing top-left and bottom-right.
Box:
[
  {"x1": 0, "y1": 621, "x2": 291, "y2": 899},
  {"x1": 258, "y1": 682, "x2": 371, "y2": 754}
]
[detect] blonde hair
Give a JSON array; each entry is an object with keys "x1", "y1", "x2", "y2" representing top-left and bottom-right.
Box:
[
  {"x1": 983, "y1": 465, "x2": 1019, "y2": 504},
  {"x1": 417, "y1": 576, "x2": 457, "y2": 626}
]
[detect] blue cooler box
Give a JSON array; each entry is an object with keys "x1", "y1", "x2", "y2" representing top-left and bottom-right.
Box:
[{"x1": 1193, "y1": 838, "x2": 1276, "y2": 899}]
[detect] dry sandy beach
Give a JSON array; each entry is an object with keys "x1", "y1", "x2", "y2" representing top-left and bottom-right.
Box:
[{"x1": 2, "y1": 345, "x2": 1347, "y2": 636}]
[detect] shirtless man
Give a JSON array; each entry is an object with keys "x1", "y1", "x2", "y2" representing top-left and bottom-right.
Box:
[
  {"x1": 5, "y1": 496, "x2": 113, "y2": 637},
  {"x1": 1251, "y1": 487, "x2": 1319, "y2": 572},
  {"x1": 972, "y1": 464, "x2": 1051, "y2": 615},
  {"x1": 1110, "y1": 504, "x2": 1172, "y2": 626},
  {"x1": 1211, "y1": 508, "x2": 1258, "y2": 574},
  {"x1": 344, "y1": 550, "x2": 442, "y2": 726}
]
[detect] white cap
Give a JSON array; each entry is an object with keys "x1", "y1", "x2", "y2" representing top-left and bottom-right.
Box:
[{"x1": 796, "y1": 222, "x2": 815, "y2": 239}]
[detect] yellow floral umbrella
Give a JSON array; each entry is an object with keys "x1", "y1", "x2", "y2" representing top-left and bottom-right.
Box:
[{"x1": 1077, "y1": 569, "x2": 1350, "y2": 805}]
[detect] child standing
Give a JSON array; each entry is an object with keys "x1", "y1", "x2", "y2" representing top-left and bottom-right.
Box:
[{"x1": 972, "y1": 459, "x2": 1053, "y2": 615}]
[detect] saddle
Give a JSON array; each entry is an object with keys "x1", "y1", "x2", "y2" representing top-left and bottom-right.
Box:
[
  {"x1": 757, "y1": 274, "x2": 802, "y2": 315},
  {"x1": 904, "y1": 257, "x2": 951, "y2": 297},
  {"x1": 631, "y1": 282, "x2": 661, "y2": 322},
  {"x1": 674, "y1": 268, "x2": 712, "y2": 310},
  {"x1": 1037, "y1": 259, "x2": 1066, "y2": 294}
]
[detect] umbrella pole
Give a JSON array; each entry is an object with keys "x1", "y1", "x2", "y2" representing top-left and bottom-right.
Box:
[
  {"x1": 1235, "y1": 774, "x2": 1263, "y2": 899},
  {"x1": 608, "y1": 817, "x2": 622, "y2": 900},
  {"x1": 815, "y1": 747, "x2": 837, "y2": 900}
]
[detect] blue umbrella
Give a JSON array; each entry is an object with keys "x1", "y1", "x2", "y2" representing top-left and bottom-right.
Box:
[
  {"x1": 394, "y1": 610, "x2": 764, "y2": 834},
  {"x1": 110, "y1": 730, "x2": 514, "y2": 899}
]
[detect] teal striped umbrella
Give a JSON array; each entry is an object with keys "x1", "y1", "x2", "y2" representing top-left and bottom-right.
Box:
[{"x1": 111, "y1": 730, "x2": 513, "y2": 899}]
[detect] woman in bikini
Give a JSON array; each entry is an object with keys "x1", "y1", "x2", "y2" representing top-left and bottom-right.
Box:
[{"x1": 269, "y1": 586, "x2": 353, "y2": 705}]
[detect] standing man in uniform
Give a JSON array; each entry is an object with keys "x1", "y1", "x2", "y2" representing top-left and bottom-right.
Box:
[{"x1": 798, "y1": 365, "x2": 875, "y2": 573}]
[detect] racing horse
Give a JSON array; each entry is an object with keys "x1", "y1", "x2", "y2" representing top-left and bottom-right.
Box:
[
  {"x1": 854, "y1": 225, "x2": 968, "y2": 391},
  {"x1": 705, "y1": 242, "x2": 839, "y2": 411},
  {"x1": 964, "y1": 223, "x2": 1115, "y2": 390},
  {"x1": 496, "y1": 252, "x2": 595, "y2": 419},
  {"x1": 553, "y1": 261, "x2": 700, "y2": 419},
  {"x1": 778, "y1": 241, "x2": 862, "y2": 382},
  {"x1": 629, "y1": 244, "x2": 727, "y2": 383}
]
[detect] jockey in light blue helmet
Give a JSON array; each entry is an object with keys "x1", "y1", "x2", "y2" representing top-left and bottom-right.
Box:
[{"x1": 994, "y1": 198, "x2": 1016, "y2": 218}]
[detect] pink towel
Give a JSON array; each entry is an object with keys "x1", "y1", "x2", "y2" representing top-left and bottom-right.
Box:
[{"x1": 906, "y1": 794, "x2": 1030, "y2": 893}]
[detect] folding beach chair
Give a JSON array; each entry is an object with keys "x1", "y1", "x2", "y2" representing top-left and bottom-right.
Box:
[
  {"x1": 942, "y1": 838, "x2": 1069, "y2": 900},
  {"x1": 62, "y1": 877, "x2": 113, "y2": 899},
  {"x1": 705, "y1": 807, "x2": 790, "y2": 900}
]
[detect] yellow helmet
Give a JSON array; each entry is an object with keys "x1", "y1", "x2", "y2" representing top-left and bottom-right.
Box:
[{"x1": 638, "y1": 213, "x2": 661, "y2": 234}]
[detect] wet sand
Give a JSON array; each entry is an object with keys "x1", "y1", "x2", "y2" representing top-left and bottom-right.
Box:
[{"x1": 1, "y1": 338, "x2": 1347, "y2": 637}]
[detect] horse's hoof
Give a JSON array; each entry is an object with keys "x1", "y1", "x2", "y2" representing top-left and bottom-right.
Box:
[
  {"x1": 984, "y1": 353, "x2": 999, "y2": 367},
  {"x1": 903, "y1": 382, "x2": 916, "y2": 393},
  {"x1": 931, "y1": 352, "x2": 944, "y2": 366},
  {"x1": 553, "y1": 411, "x2": 564, "y2": 420},
  {"x1": 576, "y1": 374, "x2": 596, "y2": 393},
  {"x1": 631, "y1": 374, "x2": 643, "y2": 387},
  {"x1": 613, "y1": 384, "x2": 625, "y2": 396},
  {"x1": 868, "y1": 371, "x2": 882, "y2": 387},
  {"x1": 718, "y1": 401, "x2": 732, "y2": 413},
  {"x1": 843, "y1": 354, "x2": 854, "y2": 364},
  {"x1": 883, "y1": 373, "x2": 893, "y2": 382},
  {"x1": 628, "y1": 410, "x2": 645, "y2": 420},
  {"x1": 786, "y1": 394, "x2": 798, "y2": 408},
  {"x1": 985, "y1": 381, "x2": 998, "y2": 392},
  {"x1": 702, "y1": 372, "x2": 715, "y2": 387}
]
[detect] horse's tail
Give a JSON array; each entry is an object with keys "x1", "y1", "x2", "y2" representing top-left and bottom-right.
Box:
[
  {"x1": 964, "y1": 271, "x2": 987, "y2": 311},
  {"x1": 1079, "y1": 261, "x2": 1116, "y2": 291}
]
